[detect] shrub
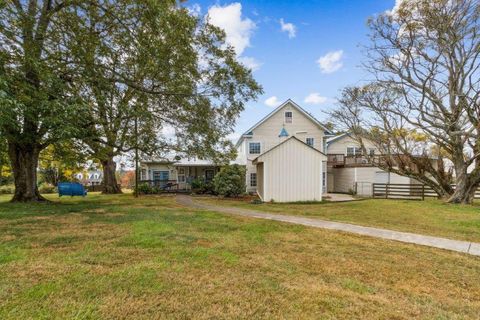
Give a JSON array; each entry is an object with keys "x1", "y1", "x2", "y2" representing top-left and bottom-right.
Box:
[
  {"x1": 138, "y1": 183, "x2": 154, "y2": 195},
  {"x1": 38, "y1": 183, "x2": 56, "y2": 194},
  {"x1": 0, "y1": 185, "x2": 14, "y2": 194},
  {"x1": 213, "y1": 165, "x2": 246, "y2": 197},
  {"x1": 190, "y1": 177, "x2": 214, "y2": 194}
]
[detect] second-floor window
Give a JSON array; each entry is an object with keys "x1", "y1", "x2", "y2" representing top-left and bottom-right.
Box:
[
  {"x1": 306, "y1": 137, "x2": 314, "y2": 147},
  {"x1": 249, "y1": 142, "x2": 261, "y2": 154},
  {"x1": 285, "y1": 111, "x2": 293, "y2": 123},
  {"x1": 346, "y1": 147, "x2": 362, "y2": 156}
]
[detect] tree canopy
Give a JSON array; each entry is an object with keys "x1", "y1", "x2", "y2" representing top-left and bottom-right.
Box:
[{"x1": 0, "y1": 0, "x2": 262, "y2": 201}]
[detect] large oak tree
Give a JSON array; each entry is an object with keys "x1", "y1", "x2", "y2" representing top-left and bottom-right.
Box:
[
  {"x1": 71, "y1": 1, "x2": 261, "y2": 194},
  {"x1": 0, "y1": 1, "x2": 261, "y2": 200}
]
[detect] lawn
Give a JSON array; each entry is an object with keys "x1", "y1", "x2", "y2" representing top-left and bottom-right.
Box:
[
  {"x1": 0, "y1": 193, "x2": 480, "y2": 319},
  {"x1": 198, "y1": 197, "x2": 480, "y2": 243}
]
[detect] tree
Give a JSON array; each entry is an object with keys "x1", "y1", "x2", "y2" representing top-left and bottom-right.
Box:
[
  {"x1": 38, "y1": 143, "x2": 86, "y2": 186},
  {"x1": 330, "y1": 0, "x2": 480, "y2": 204},
  {"x1": 0, "y1": 136, "x2": 11, "y2": 185},
  {"x1": 213, "y1": 165, "x2": 246, "y2": 197},
  {"x1": 0, "y1": 1, "x2": 87, "y2": 201},
  {"x1": 0, "y1": 1, "x2": 262, "y2": 200},
  {"x1": 70, "y1": 1, "x2": 261, "y2": 194}
]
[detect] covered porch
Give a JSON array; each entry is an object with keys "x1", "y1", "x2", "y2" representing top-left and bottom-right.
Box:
[{"x1": 140, "y1": 160, "x2": 220, "y2": 192}]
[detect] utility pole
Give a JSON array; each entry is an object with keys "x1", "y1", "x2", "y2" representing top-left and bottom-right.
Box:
[{"x1": 134, "y1": 106, "x2": 139, "y2": 198}]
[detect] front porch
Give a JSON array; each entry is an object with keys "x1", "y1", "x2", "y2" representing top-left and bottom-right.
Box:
[{"x1": 140, "y1": 163, "x2": 220, "y2": 192}]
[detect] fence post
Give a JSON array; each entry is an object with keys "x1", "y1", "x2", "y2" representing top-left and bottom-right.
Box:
[
  {"x1": 422, "y1": 184, "x2": 425, "y2": 201},
  {"x1": 386, "y1": 184, "x2": 389, "y2": 199},
  {"x1": 372, "y1": 183, "x2": 375, "y2": 198}
]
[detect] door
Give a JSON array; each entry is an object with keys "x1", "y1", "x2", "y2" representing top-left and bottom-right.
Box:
[
  {"x1": 205, "y1": 169, "x2": 215, "y2": 182},
  {"x1": 153, "y1": 170, "x2": 169, "y2": 187}
]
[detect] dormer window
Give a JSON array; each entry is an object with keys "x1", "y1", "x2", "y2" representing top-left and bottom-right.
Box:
[{"x1": 285, "y1": 111, "x2": 292, "y2": 123}]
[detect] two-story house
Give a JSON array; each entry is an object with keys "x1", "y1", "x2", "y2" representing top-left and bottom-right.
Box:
[
  {"x1": 140, "y1": 99, "x2": 419, "y2": 201},
  {"x1": 234, "y1": 99, "x2": 330, "y2": 202}
]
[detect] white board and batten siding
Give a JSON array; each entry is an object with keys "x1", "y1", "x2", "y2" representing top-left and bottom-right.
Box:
[{"x1": 254, "y1": 137, "x2": 326, "y2": 203}]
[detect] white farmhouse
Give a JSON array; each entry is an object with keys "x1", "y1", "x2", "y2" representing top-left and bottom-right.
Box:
[{"x1": 140, "y1": 99, "x2": 416, "y2": 202}]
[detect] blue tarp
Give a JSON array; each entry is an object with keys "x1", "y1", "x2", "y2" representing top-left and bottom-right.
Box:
[{"x1": 58, "y1": 182, "x2": 87, "y2": 197}]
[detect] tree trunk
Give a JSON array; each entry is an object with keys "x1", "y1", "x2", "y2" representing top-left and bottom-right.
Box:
[
  {"x1": 8, "y1": 143, "x2": 46, "y2": 202},
  {"x1": 447, "y1": 174, "x2": 478, "y2": 204},
  {"x1": 101, "y1": 157, "x2": 122, "y2": 194}
]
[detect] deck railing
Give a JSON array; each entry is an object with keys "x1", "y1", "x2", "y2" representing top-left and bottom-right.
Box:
[{"x1": 328, "y1": 154, "x2": 378, "y2": 167}]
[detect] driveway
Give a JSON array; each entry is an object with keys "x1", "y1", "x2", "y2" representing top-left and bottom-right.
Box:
[{"x1": 176, "y1": 195, "x2": 480, "y2": 257}]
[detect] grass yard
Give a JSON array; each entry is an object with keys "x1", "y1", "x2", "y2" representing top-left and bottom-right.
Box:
[
  {"x1": 0, "y1": 193, "x2": 480, "y2": 319},
  {"x1": 199, "y1": 197, "x2": 480, "y2": 243}
]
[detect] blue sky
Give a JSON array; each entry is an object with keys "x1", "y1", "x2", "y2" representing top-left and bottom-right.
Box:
[{"x1": 187, "y1": 0, "x2": 397, "y2": 140}]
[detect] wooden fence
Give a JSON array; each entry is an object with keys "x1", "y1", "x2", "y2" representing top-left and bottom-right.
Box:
[{"x1": 372, "y1": 183, "x2": 480, "y2": 200}]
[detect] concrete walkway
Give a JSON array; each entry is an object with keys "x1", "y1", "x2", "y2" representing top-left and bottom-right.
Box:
[
  {"x1": 176, "y1": 195, "x2": 480, "y2": 257},
  {"x1": 325, "y1": 193, "x2": 358, "y2": 202}
]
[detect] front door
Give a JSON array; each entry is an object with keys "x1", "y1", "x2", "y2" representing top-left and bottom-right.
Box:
[
  {"x1": 153, "y1": 170, "x2": 169, "y2": 187},
  {"x1": 205, "y1": 169, "x2": 215, "y2": 182}
]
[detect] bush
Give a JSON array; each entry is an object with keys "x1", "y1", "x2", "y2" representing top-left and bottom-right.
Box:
[
  {"x1": 138, "y1": 183, "x2": 154, "y2": 195},
  {"x1": 190, "y1": 177, "x2": 214, "y2": 194},
  {"x1": 0, "y1": 185, "x2": 14, "y2": 194},
  {"x1": 38, "y1": 183, "x2": 56, "y2": 194},
  {"x1": 213, "y1": 165, "x2": 246, "y2": 197}
]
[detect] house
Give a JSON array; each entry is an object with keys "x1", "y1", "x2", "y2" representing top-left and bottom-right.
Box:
[
  {"x1": 140, "y1": 99, "x2": 417, "y2": 201},
  {"x1": 139, "y1": 158, "x2": 220, "y2": 190},
  {"x1": 75, "y1": 170, "x2": 103, "y2": 186},
  {"x1": 326, "y1": 132, "x2": 417, "y2": 196},
  {"x1": 235, "y1": 99, "x2": 330, "y2": 202}
]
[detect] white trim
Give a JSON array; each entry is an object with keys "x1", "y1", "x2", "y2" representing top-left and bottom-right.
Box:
[
  {"x1": 248, "y1": 141, "x2": 262, "y2": 155},
  {"x1": 306, "y1": 137, "x2": 314, "y2": 147},
  {"x1": 284, "y1": 111, "x2": 293, "y2": 123},
  {"x1": 236, "y1": 99, "x2": 332, "y2": 147},
  {"x1": 346, "y1": 145, "x2": 361, "y2": 156}
]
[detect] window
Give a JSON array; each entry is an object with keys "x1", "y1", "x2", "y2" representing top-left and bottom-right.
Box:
[
  {"x1": 306, "y1": 137, "x2": 314, "y2": 147},
  {"x1": 177, "y1": 168, "x2": 185, "y2": 182},
  {"x1": 285, "y1": 111, "x2": 293, "y2": 123},
  {"x1": 346, "y1": 147, "x2": 361, "y2": 156},
  {"x1": 369, "y1": 148, "x2": 375, "y2": 156},
  {"x1": 249, "y1": 142, "x2": 261, "y2": 154},
  {"x1": 250, "y1": 173, "x2": 257, "y2": 187}
]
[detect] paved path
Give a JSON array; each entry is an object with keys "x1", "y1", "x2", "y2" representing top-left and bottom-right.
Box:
[
  {"x1": 177, "y1": 195, "x2": 480, "y2": 257},
  {"x1": 325, "y1": 193, "x2": 358, "y2": 202}
]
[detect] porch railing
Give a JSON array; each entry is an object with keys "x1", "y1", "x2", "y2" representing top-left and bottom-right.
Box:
[{"x1": 139, "y1": 180, "x2": 182, "y2": 191}]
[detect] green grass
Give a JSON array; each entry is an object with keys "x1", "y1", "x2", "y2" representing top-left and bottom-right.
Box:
[
  {"x1": 0, "y1": 193, "x2": 479, "y2": 319},
  {"x1": 199, "y1": 197, "x2": 480, "y2": 243}
]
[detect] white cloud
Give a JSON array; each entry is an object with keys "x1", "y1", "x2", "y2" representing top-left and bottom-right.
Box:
[
  {"x1": 280, "y1": 19, "x2": 296, "y2": 38},
  {"x1": 304, "y1": 93, "x2": 328, "y2": 105},
  {"x1": 316, "y1": 50, "x2": 344, "y2": 74},
  {"x1": 207, "y1": 3, "x2": 256, "y2": 56},
  {"x1": 238, "y1": 56, "x2": 262, "y2": 72},
  {"x1": 187, "y1": 3, "x2": 201, "y2": 17},
  {"x1": 387, "y1": 0, "x2": 404, "y2": 15},
  {"x1": 264, "y1": 96, "x2": 281, "y2": 107}
]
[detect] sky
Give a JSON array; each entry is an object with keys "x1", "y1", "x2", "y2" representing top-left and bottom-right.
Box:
[{"x1": 185, "y1": 0, "x2": 398, "y2": 141}]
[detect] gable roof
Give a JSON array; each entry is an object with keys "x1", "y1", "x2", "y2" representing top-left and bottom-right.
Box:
[
  {"x1": 253, "y1": 136, "x2": 326, "y2": 164},
  {"x1": 326, "y1": 132, "x2": 351, "y2": 145},
  {"x1": 236, "y1": 99, "x2": 333, "y2": 147}
]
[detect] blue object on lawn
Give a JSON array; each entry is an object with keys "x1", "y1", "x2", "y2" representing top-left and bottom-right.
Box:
[{"x1": 58, "y1": 182, "x2": 87, "y2": 197}]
